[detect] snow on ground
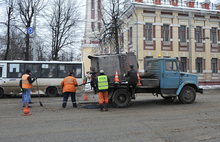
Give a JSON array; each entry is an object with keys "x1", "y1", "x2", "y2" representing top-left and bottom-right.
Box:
[{"x1": 199, "y1": 85, "x2": 220, "y2": 90}]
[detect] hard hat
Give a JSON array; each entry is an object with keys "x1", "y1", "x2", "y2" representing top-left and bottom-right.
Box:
[{"x1": 100, "y1": 70, "x2": 104, "y2": 73}]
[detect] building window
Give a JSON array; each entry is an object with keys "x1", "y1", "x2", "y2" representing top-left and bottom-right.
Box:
[
  {"x1": 195, "y1": 27, "x2": 202, "y2": 43},
  {"x1": 163, "y1": 25, "x2": 169, "y2": 41},
  {"x1": 145, "y1": 56, "x2": 153, "y2": 59},
  {"x1": 98, "y1": 0, "x2": 101, "y2": 20},
  {"x1": 98, "y1": 0, "x2": 101, "y2": 10},
  {"x1": 196, "y1": 57, "x2": 203, "y2": 73},
  {"x1": 212, "y1": 58, "x2": 218, "y2": 73},
  {"x1": 91, "y1": 22, "x2": 94, "y2": 32},
  {"x1": 91, "y1": 0, "x2": 94, "y2": 9},
  {"x1": 145, "y1": 23, "x2": 152, "y2": 41},
  {"x1": 98, "y1": 23, "x2": 101, "y2": 32},
  {"x1": 180, "y1": 25, "x2": 186, "y2": 42},
  {"x1": 163, "y1": 56, "x2": 170, "y2": 58},
  {"x1": 120, "y1": 33, "x2": 124, "y2": 52},
  {"x1": 129, "y1": 27, "x2": 132, "y2": 44},
  {"x1": 180, "y1": 57, "x2": 187, "y2": 72},
  {"x1": 211, "y1": 28, "x2": 217, "y2": 44}
]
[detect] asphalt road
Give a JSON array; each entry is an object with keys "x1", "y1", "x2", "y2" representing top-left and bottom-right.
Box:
[{"x1": 0, "y1": 89, "x2": 220, "y2": 142}]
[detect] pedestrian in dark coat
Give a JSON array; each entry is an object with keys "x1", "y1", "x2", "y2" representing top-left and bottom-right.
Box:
[{"x1": 125, "y1": 64, "x2": 138, "y2": 99}]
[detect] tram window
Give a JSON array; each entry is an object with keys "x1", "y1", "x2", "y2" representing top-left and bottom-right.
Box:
[
  {"x1": 8, "y1": 64, "x2": 24, "y2": 78},
  {"x1": 33, "y1": 64, "x2": 41, "y2": 78},
  {"x1": 66, "y1": 65, "x2": 73, "y2": 76},
  {"x1": 74, "y1": 64, "x2": 82, "y2": 78},
  {"x1": 58, "y1": 65, "x2": 65, "y2": 78},
  {"x1": 42, "y1": 64, "x2": 57, "y2": 78},
  {"x1": 25, "y1": 64, "x2": 33, "y2": 73}
]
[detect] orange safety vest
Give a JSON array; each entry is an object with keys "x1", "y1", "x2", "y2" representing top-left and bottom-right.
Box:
[
  {"x1": 22, "y1": 74, "x2": 32, "y2": 89},
  {"x1": 61, "y1": 76, "x2": 78, "y2": 93}
]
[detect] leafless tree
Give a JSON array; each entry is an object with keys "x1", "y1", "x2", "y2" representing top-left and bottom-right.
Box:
[
  {"x1": 16, "y1": 0, "x2": 47, "y2": 60},
  {"x1": 0, "y1": 0, "x2": 16, "y2": 60},
  {"x1": 99, "y1": 0, "x2": 124, "y2": 54},
  {"x1": 0, "y1": 28, "x2": 26, "y2": 60},
  {"x1": 44, "y1": 0, "x2": 82, "y2": 60}
]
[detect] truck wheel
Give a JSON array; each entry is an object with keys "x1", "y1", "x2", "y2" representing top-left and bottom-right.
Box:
[
  {"x1": 0, "y1": 88, "x2": 4, "y2": 98},
  {"x1": 179, "y1": 86, "x2": 196, "y2": 104},
  {"x1": 46, "y1": 87, "x2": 58, "y2": 97},
  {"x1": 112, "y1": 89, "x2": 131, "y2": 108}
]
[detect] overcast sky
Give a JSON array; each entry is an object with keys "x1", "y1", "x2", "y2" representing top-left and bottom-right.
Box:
[{"x1": 0, "y1": 0, "x2": 219, "y2": 41}]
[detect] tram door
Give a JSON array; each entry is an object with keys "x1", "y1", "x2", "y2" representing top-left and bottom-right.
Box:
[{"x1": 0, "y1": 63, "x2": 6, "y2": 85}]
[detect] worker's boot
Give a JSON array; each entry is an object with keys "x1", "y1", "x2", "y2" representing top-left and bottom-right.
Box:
[
  {"x1": 105, "y1": 103, "x2": 108, "y2": 111},
  {"x1": 62, "y1": 103, "x2": 66, "y2": 108},
  {"x1": 99, "y1": 105, "x2": 104, "y2": 112},
  {"x1": 131, "y1": 89, "x2": 135, "y2": 100},
  {"x1": 72, "y1": 102, "x2": 77, "y2": 108}
]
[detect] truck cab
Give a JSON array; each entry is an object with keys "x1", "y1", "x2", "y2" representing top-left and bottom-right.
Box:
[{"x1": 145, "y1": 58, "x2": 203, "y2": 103}]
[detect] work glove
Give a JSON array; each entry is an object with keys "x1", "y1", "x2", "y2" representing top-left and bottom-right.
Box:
[{"x1": 21, "y1": 88, "x2": 24, "y2": 92}]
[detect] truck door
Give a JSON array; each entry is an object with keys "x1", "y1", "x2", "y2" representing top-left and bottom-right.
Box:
[{"x1": 162, "y1": 60, "x2": 180, "y2": 89}]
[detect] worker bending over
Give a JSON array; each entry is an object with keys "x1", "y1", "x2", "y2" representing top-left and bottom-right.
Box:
[{"x1": 61, "y1": 72, "x2": 78, "y2": 108}]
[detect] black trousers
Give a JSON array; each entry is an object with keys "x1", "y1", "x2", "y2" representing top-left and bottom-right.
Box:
[
  {"x1": 63, "y1": 92, "x2": 76, "y2": 104},
  {"x1": 127, "y1": 82, "x2": 137, "y2": 96}
]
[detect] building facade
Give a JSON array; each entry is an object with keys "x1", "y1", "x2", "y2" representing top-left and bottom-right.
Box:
[
  {"x1": 81, "y1": 0, "x2": 103, "y2": 73},
  {"x1": 81, "y1": 0, "x2": 220, "y2": 85},
  {"x1": 119, "y1": 0, "x2": 220, "y2": 85}
]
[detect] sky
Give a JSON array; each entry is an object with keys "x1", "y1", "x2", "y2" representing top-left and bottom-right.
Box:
[{"x1": 0, "y1": 0, "x2": 219, "y2": 46}]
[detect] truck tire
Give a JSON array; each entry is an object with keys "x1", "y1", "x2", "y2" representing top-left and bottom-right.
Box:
[
  {"x1": 46, "y1": 87, "x2": 58, "y2": 97},
  {"x1": 178, "y1": 86, "x2": 196, "y2": 104},
  {"x1": 112, "y1": 89, "x2": 131, "y2": 108},
  {"x1": 0, "y1": 88, "x2": 4, "y2": 98}
]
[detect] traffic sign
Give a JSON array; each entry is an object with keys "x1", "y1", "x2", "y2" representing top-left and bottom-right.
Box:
[{"x1": 27, "y1": 27, "x2": 34, "y2": 34}]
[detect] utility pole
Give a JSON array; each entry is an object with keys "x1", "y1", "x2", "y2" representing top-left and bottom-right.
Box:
[
  {"x1": 188, "y1": 12, "x2": 192, "y2": 73},
  {"x1": 33, "y1": 5, "x2": 36, "y2": 61}
]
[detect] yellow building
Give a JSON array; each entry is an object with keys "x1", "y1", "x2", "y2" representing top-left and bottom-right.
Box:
[
  {"x1": 119, "y1": 0, "x2": 220, "y2": 85},
  {"x1": 81, "y1": 0, "x2": 220, "y2": 85}
]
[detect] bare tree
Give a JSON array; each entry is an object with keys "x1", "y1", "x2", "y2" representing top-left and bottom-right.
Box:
[
  {"x1": 16, "y1": 0, "x2": 47, "y2": 60},
  {"x1": 44, "y1": 0, "x2": 82, "y2": 60},
  {"x1": 0, "y1": 0, "x2": 16, "y2": 60},
  {"x1": 99, "y1": 0, "x2": 124, "y2": 54},
  {"x1": 8, "y1": 28, "x2": 26, "y2": 59}
]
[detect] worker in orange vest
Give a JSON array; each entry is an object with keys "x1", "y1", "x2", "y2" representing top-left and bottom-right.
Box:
[
  {"x1": 21, "y1": 69, "x2": 36, "y2": 108},
  {"x1": 61, "y1": 72, "x2": 78, "y2": 108}
]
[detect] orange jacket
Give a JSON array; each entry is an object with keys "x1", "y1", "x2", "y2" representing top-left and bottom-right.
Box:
[
  {"x1": 22, "y1": 74, "x2": 32, "y2": 89},
  {"x1": 61, "y1": 76, "x2": 78, "y2": 93}
]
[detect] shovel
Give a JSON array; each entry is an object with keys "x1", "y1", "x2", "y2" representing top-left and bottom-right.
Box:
[{"x1": 36, "y1": 79, "x2": 43, "y2": 106}]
